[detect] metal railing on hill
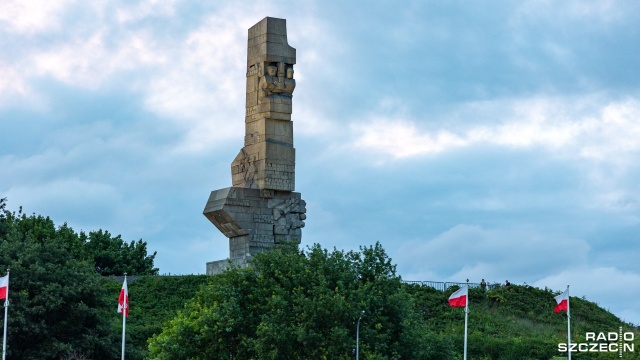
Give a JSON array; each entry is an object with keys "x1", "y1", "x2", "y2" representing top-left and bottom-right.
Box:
[
  {"x1": 403, "y1": 280, "x2": 501, "y2": 291},
  {"x1": 104, "y1": 275, "x2": 503, "y2": 291},
  {"x1": 104, "y1": 274, "x2": 205, "y2": 283},
  {"x1": 107, "y1": 275, "x2": 141, "y2": 284}
]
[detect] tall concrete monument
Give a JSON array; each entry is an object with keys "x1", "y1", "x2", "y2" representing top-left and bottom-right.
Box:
[{"x1": 203, "y1": 17, "x2": 306, "y2": 275}]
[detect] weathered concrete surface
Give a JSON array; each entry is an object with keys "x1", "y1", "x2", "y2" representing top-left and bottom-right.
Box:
[{"x1": 204, "y1": 17, "x2": 306, "y2": 275}]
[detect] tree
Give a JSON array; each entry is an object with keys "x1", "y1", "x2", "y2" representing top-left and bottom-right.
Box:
[
  {"x1": 0, "y1": 199, "x2": 160, "y2": 358},
  {"x1": 85, "y1": 230, "x2": 158, "y2": 276},
  {"x1": 0, "y1": 206, "x2": 118, "y2": 359},
  {"x1": 148, "y1": 243, "x2": 453, "y2": 359},
  {"x1": 0, "y1": 199, "x2": 158, "y2": 277}
]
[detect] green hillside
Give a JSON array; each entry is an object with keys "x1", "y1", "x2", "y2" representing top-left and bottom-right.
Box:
[
  {"x1": 115, "y1": 276, "x2": 638, "y2": 359},
  {"x1": 101, "y1": 275, "x2": 213, "y2": 359},
  {"x1": 124, "y1": 246, "x2": 638, "y2": 359},
  {"x1": 406, "y1": 283, "x2": 639, "y2": 359}
]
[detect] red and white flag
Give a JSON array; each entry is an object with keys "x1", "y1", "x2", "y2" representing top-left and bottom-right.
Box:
[
  {"x1": 118, "y1": 277, "x2": 129, "y2": 317},
  {"x1": 0, "y1": 274, "x2": 8, "y2": 300},
  {"x1": 449, "y1": 285, "x2": 468, "y2": 307},
  {"x1": 554, "y1": 288, "x2": 569, "y2": 313}
]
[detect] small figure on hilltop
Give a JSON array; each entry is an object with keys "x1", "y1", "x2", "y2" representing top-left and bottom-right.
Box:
[
  {"x1": 505, "y1": 280, "x2": 511, "y2": 287},
  {"x1": 480, "y1": 279, "x2": 486, "y2": 290}
]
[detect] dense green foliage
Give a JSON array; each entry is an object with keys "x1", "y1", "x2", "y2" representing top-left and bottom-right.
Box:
[
  {"x1": 0, "y1": 200, "x2": 160, "y2": 359},
  {"x1": 0, "y1": 201, "x2": 117, "y2": 359},
  {"x1": 148, "y1": 244, "x2": 638, "y2": 359},
  {"x1": 0, "y1": 199, "x2": 158, "y2": 277},
  {"x1": 147, "y1": 243, "x2": 449, "y2": 359},
  {"x1": 87, "y1": 230, "x2": 159, "y2": 276}
]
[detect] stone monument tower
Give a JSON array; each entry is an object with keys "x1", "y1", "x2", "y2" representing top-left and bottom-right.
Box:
[{"x1": 203, "y1": 17, "x2": 306, "y2": 275}]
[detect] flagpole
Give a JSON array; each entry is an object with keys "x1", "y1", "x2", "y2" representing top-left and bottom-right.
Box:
[
  {"x1": 2, "y1": 269, "x2": 9, "y2": 360},
  {"x1": 463, "y1": 283, "x2": 468, "y2": 360},
  {"x1": 121, "y1": 273, "x2": 127, "y2": 360},
  {"x1": 566, "y1": 285, "x2": 571, "y2": 360}
]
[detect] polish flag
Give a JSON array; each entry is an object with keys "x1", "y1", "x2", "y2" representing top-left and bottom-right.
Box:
[
  {"x1": 449, "y1": 285, "x2": 468, "y2": 307},
  {"x1": 118, "y1": 277, "x2": 129, "y2": 317},
  {"x1": 0, "y1": 274, "x2": 8, "y2": 299},
  {"x1": 554, "y1": 288, "x2": 569, "y2": 313}
]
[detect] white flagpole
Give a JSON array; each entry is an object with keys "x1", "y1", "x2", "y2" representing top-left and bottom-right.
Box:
[
  {"x1": 567, "y1": 285, "x2": 571, "y2": 360},
  {"x1": 463, "y1": 283, "x2": 468, "y2": 360},
  {"x1": 2, "y1": 269, "x2": 9, "y2": 360},
  {"x1": 121, "y1": 274, "x2": 127, "y2": 360}
]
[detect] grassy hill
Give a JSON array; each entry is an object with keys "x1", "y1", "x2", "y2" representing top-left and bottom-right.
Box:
[
  {"x1": 405, "y1": 283, "x2": 639, "y2": 359},
  {"x1": 102, "y1": 275, "x2": 638, "y2": 359},
  {"x1": 101, "y1": 275, "x2": 213, "y2": 360}
]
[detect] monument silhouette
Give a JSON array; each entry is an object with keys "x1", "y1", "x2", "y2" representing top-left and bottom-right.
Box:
[{"x1": 203, "y1": 17, "x2": 306, "y2": 275}]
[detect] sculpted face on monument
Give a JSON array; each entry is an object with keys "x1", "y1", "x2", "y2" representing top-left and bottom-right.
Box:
[
  {"x1": 203, "y1": 17, "x2": 306, "y2": 275},
  {"x1": 267, "y1": 65, "x2": 277, "y2": 77},
  {"x1": 259, "y1": 62, "x2": 295, "y2": 99},
  {"x1": 284, "y1": 67, "x2": 296, "y2": 94}
]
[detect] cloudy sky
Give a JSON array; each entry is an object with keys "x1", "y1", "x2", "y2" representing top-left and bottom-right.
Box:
[{"x1": 1, "y1": 1, "x2": 639, "y2": 324}]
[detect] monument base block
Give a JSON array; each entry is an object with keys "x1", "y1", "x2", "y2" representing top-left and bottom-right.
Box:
[{"x1": 203, "y1": 187, "x2": 305, "y2": 275}]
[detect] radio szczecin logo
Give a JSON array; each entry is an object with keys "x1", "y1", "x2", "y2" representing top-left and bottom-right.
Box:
[{"x1": 558, "y1": 328, "x2": 635, "y2": 356}]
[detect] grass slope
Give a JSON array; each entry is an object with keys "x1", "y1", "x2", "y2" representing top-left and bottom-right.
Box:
[
  {"x1": 101, "y1": 275, "x2": 212, "y2": 360},
  {"x1": 101, "y1": 276, "x2": 639, "y2": 359},
  {"x1": 405, "y1": 283, "x2": 640, "y2": 359}
]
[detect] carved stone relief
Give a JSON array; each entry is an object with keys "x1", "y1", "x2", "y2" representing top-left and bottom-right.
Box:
[{"x1": 258, "y1": 62, "x2": 295, "y2": 101}]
